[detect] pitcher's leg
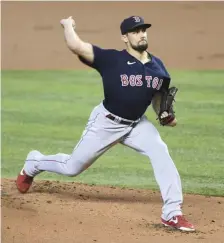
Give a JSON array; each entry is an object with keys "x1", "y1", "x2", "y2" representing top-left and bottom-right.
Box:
[
  {"x1": 23, "y1": 109, "x2": 99, "y2": 177},
  {"x1": 121, "y1": 116, "x2": 183, "y2": 220},
  {"x1": 17, "y1": 104, "x2": 133, "y2": 193},
  {"x1": 26, "y1": 134, "x2": 114, "y2": 177},
  {"x1": 24, "y1": 114, "x2": 121, "y2": 177}
]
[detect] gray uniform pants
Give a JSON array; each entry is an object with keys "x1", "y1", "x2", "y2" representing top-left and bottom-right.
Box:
[{"x1": 26, "y1": 102, "x2": 183, "y2": 220}]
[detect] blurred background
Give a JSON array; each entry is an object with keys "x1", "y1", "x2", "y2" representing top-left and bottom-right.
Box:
[
  {"x1": 2, "y1": 1, "x2": 224, "y2": 70},
  {"x1": 1, "y1": 1, "x2": 224, "y2": 196}
]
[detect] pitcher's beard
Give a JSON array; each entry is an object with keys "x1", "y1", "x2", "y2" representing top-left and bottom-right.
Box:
[{"x1": 131, "y1": 42, "x2": 148, "y2": 53}]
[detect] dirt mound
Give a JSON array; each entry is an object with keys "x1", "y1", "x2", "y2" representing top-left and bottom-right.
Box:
[{"x1": 1, "y1": 179, "x2": 224, "y2": 243}]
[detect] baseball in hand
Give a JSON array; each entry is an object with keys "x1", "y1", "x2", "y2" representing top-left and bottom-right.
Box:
[{"x1": 60, "y1": 16, "x2": 75, "y2": 29}]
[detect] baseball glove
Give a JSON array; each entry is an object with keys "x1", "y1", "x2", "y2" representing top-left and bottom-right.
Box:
[{"x1": 152, "y1": 87, "x2": 178, "y2": 126}]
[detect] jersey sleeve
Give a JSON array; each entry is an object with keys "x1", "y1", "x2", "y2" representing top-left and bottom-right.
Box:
[
  {"x1": 78, "y1": 45, "x2": 117, "y2": 73},
  {"x1": 155, "y1": 57, "x2": 171, "y2": 91},
  {"x1": 161, "y1": 77, "x2": 171, "y2": 91},
  {"x1": 156, "y1": 57, "x2": 170, "y2": 78}
]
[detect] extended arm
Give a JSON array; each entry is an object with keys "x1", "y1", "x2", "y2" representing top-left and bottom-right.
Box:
[{"x1": 60, "y1": 16, "x2": 94, "y2": 63}]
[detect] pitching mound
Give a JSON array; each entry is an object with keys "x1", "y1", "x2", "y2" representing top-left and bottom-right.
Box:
[{"x1": 1, "y1": 179, "x2": 224, "y2": 243}]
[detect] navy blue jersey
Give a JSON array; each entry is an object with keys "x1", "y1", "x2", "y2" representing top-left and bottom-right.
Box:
[{"x1": 79, "y1": 45, "x2": 171, "y2": 120}]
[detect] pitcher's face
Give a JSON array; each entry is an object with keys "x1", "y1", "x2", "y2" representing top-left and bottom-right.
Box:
[{"x1": 124, "y1": 27, "x2": 148, "y2": 52}]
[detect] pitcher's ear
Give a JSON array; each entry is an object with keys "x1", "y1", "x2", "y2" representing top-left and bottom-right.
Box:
[{"x1": 121, "y1": 34, "x2": 128, "y2": 43}]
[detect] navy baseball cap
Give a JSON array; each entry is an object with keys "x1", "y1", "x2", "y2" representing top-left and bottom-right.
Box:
[{"x1": 120, "y1": 16, "x2": 151, "y2": 35}]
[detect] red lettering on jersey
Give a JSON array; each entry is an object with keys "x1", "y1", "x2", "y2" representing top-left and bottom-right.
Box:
[
  {"x1": 120, "y1": 74, "x2": 129, "y2": 86},
  {"x1": 157, "y1": 79, "x2": 163, "y2": 90},
  {"x1": 145, "y1": 76, "x2": 152, "y2": 87},
  {"x1": 135, "y1": 75, "x2": 143, "y2": 86},
  {"x1": 152, "y1": 77, "x2": 159, "y2": 89},
  {"x1": 121, "y1": 74, "x2": 162, "y2": 89},
  {"x1": 129, "y1": 75, "x2": 136, "y2": 87}
]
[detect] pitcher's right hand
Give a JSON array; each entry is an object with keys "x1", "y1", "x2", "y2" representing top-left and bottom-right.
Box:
[{"x1": 60, "y1": 16, "x2": 76, "y2": 29}]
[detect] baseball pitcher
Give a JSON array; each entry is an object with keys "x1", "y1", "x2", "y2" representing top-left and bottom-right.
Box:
[{"x1": 16, "y1": 15, "x2": 195, "y2": 232}]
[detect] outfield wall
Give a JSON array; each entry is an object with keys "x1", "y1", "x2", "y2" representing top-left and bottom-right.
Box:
[{"x1": 2, "y1": 1, "x2": 224, "y2": 70}]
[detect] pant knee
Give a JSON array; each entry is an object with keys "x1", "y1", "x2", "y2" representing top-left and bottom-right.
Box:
[
  {"x1": 147, "y1": 140, "x2": 169, "y2": 157},
  {"x1": 62, "y1": 165, "x2": 81, "y2": 177},
  {"x1": 62, "y1": 169, "x2": 81, "y2": 177},
  {"x1": 156, "y1": 138, "x2": 169, "y2": 151},
  {"x1": 64, "y1": 172, "x2": 78, "y2": 177},
  {"x1": 62, "y1": 159, "x2": 90, "y2": 177}
]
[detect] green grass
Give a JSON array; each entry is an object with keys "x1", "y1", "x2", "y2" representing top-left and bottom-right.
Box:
[{"x1": 1, "y1": 70, "x2": 224, "y2": 196}]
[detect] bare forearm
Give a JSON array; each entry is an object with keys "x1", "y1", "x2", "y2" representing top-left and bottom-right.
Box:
[
  {"x1": 63, "y1": 24, "x2": 83, "y2": 55},
  {"x1": 60, "y1": 16, "x2": 94, "y2": 62}
]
